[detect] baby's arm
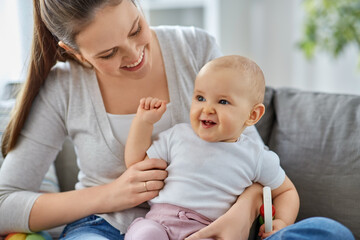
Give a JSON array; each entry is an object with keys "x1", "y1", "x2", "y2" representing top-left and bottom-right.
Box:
[
  {"x1": 125, "y1": 97, "x2": 167, "y2": 168},
  {"x1": 258, "y1": 176, "x2": 300, "y2": 239}
]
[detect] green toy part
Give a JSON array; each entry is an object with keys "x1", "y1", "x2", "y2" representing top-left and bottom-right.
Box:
[
  {"x1": 5, "y1": 232, "x2": 52, "y2": 240},
  {"x1": 25, "y1": 233, "x2": 45, "y2": 240}
]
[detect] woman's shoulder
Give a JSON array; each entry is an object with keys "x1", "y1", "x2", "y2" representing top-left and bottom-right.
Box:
[
  {"x1": 46, "y1": 60, "x2": 92, "y2": 89},
  {"x1": 48, "y1": 60, "x2": 85, "y2": 81},
  {"x1": 152, "y1": 25, "x2": 215, "y2": 44},
  {"x1": 40, "y1": 60, "x2": 93, "y2": 105},
  {"x1": 47, "y1": 61, "x2": 72, "y2": 86}
]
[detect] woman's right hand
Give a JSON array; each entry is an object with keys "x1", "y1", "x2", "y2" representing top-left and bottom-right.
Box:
[
  {"x1": 101, "y1": 158, "x2": 168, "y2": 213},
  {"x1": 28, "y1": 158, "x2": 167, "y2": 232}
]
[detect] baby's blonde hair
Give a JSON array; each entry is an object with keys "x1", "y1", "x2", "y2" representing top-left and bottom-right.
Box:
[{"x1": 203, "y1": 55, "x2": 265, "y2": 104}]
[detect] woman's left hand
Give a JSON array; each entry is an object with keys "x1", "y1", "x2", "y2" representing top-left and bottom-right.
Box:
[
  {"x1": 184, "y1": 212, "x2": 252, "y2": 240},
  {"x1": 185, "y1": 183, "x2": 263, "y2": 240}
]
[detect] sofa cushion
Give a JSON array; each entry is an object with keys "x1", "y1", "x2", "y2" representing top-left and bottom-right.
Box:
[
  {"x1": 258, "y1": 88, "x2": 360, "y2": 239},
  {"x1": 256, "y1": 87, "x2": 275, "y2": 145}
]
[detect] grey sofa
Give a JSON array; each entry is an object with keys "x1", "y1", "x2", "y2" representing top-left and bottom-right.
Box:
[
  {"x1": 1, "y1": 86, "x2": 359, "y2": 239},
  {"x1": 54, "y1": 86, "x2": 359, "y2": 239}
]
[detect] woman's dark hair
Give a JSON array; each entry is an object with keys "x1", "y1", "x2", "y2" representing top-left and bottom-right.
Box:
[{"x1": 1, "y1": 0, "x2": 136, "y2": 156}]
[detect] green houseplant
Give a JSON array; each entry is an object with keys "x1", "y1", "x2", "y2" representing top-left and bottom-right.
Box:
[{"x1": 298, "y1": 0, "x2": 360, "y2": 66}]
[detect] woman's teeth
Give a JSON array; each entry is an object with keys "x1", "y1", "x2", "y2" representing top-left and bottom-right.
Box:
[{"x1": 125, "y1": 51, "x2": 144, "y2": 68}]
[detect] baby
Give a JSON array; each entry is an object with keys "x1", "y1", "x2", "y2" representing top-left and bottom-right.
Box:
[{"x1": 124, "y1": 55, "x2": 299, "y2": 240}]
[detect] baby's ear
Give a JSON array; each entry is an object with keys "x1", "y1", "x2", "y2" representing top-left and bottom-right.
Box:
[{"x1": 245, "y1": 103, "x2": 265, "y2": 126}]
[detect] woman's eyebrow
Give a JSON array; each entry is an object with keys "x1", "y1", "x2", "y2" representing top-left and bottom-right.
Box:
[{"x1": 94, "y1": 16, "x2": 140, "y2": 57}]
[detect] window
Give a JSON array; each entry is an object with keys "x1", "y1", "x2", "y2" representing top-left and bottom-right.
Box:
[{"x1": 0, "y1": 0, "x2": 33, "y2": 99}]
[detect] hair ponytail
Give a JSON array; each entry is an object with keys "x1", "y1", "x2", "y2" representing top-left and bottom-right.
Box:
[{"x1": 1, "y1": 0, "x2": 65, "y2": 157}]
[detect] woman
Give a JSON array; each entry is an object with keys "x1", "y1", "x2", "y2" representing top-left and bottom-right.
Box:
[{"x1": 0, "y1": 0, "x2": 354, "y2": 239}]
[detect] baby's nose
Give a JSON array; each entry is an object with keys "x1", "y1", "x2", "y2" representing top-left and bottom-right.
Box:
[{"x1": 203, "y1": 105, "x2": 216, "y2": 114}]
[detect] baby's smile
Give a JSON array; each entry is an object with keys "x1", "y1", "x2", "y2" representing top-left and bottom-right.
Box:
[{"x1": 201, "y1": 120, "x2": 217, "y2": 128}]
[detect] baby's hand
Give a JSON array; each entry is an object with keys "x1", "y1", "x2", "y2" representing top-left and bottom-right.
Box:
[
  {"x1": 258, "y1": 219, "x2": 287, "y2": 239},
  {"x1": 137, "y1": 97, "x2": 167, "y2": 124}
]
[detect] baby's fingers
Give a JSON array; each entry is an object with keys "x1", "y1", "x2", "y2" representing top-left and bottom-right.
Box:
[
  {"x1": 258, "y1": 224, "x2": 265, "y2": 237},
  {"x1": 144, "y1": 97, "x2": 155, "y2": 109},
  {"x1": 150, "y1": 97, "x2": 162, "y2": 109},
  {"x1": 158, "y1": 100, "x2": 167, "y2": 113},
  {"x1": 258, "y1": 224, "x2": 273, "y2": 239}
]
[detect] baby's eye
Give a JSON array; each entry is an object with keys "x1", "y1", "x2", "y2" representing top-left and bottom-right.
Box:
[
  {"x1": 219, "y1": 99, "x2": 229, "y2": 105},
  {"x1": 196, "y1": 95, "x2": 205, "y2": 102}
]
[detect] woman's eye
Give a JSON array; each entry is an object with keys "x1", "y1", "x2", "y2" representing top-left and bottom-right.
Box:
[
  {"x1": 100, "y1": 49, "x2": 117, "y2": 59},
  {"x1": 130, "y1": 25, "x2": 142, "y2": 37},
  {"x1": 197, "y1": 95, "x2": 205, "y2": 102},
  {"x1": 219, "y1": 99, "x2": 229, "y2": 105}
]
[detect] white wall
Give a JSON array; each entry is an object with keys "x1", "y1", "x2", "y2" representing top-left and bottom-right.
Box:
[
  {"x1": 218, "y1": 0, "x2": 360, "y2": 95},
  {"x1": 1, "y1": 0, "x2": 359, "y2": 97},
  {"x1": 0, "y1": 0, "x2": 33, "y2": 98}
]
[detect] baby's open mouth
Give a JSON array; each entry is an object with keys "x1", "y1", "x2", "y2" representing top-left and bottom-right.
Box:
[{"x1": 201, "y1": 120, "x2": 216, "y2": 126}]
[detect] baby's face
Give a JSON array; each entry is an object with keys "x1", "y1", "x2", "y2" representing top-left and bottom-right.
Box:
[{"x1": 190, "y1": 67, "x2": 255, "y2": 142}]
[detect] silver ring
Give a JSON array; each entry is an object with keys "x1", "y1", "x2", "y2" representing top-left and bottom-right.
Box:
[{"x1": 143, "y1": 181, "x2": 148, "y2": 192}]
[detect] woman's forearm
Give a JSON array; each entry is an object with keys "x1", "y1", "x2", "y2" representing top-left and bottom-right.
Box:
[
  {"x1": 218, "y1": 183, "x2": 263, "y2": 232},
  {"x1": 29, "y1": 184, "x2": 111, "y2": 231},
  {"x1": 29, "y1": 156, "x2": 168, "y2": 232},
  {"x1": 184, "y1": 183, "x2": 264, "y2": 240},
  {"x1": 233, "y1": 183, "x2": 263, "y2": 224}
]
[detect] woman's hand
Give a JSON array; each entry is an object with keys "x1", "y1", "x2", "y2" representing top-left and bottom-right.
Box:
[
  {"x1": 185, "y1": 183, "x2": 263, "y2": 240},
  {"x1": 29, "y1": 158, "x2": 167, "y2": 231},
  {"x1": 101, "y1": 158, "x2": 168, "y2": 213},
  {"x1": 185, "y1": 212, "x2": 252, "y2": 240}
]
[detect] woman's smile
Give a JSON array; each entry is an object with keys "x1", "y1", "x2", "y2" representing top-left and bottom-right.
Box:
[{"x1": 120, "y1": 48, "x2": 145, "y2": 71}]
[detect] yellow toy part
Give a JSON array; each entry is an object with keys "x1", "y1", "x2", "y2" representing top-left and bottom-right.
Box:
[{"x1": 5, "y1": 233, "x2": 27, "y2": 240}]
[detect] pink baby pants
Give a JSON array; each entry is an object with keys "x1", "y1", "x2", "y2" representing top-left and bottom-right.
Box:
[{"x1": 125, "y1": 203, "x2": 213, "y2": 240}]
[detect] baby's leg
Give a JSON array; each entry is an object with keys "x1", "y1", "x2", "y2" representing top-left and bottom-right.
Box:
[{"x1": 125, "y1": 218, "x2": 169, "y2": 240}]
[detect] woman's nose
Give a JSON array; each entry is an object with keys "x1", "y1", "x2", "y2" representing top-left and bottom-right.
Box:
[{"x1": 121, "y1": 42, "x2": 140, "y2": 62}]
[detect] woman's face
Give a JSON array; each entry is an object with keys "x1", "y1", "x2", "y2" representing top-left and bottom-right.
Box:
[{"x1": 75, "y1": 0, "x2": 152, "y2": 81}]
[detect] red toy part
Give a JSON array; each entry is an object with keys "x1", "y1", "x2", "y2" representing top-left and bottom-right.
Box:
[{"x1": 259, "y1": 204, "x2": 276, "y2": 218}]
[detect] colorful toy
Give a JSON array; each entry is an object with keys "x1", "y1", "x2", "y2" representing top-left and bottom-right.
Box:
[
  {"x1": 259, "y1": 186, "x2": 276, "y2": 233},
  {"x1": 4, "y1": 231, "x2": 52, "y2": 240},
  {"x1": 5, "y1": 233, "x2": 27, "y2": 240},
  {"x1": 259, "y1": 203, "x2": 275, "y2": 225}
]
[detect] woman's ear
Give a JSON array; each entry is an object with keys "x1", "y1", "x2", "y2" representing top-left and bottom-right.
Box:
[
  {"x1": 58, "y1": 41, "x2": 93, "y2": 68},
  {"x1": 245, "y1": 103, "x2": 265, "y2": 126},
  {"x1": 58, "y1": 41, "x2": 83, "y2": 62}
]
